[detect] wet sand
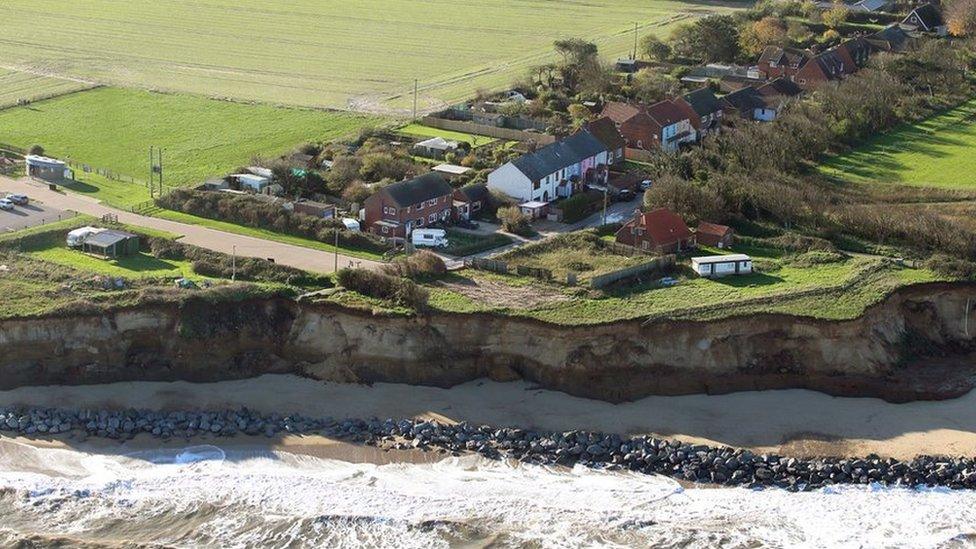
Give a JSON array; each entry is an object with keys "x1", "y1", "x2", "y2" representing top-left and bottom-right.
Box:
[{"x1": 1, "y1": 374, "x2": 975, "y2": 459}]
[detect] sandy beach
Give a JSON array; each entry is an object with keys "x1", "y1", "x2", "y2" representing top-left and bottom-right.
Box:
[{"x1": 0, "y1": 374, "x2": 974, "y2": 459}]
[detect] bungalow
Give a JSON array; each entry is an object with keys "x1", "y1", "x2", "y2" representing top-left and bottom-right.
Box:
[
  {"x1": 721, "y1": 86, "x2": 787, "y2": 122},
  {"x1": 453, "y1": 183, "x2": 490, "y2": 221},
  {"x1": 81, "y1": 229, "x2": 140, "y2": 259},
  {"x1": 757, "y1": 46, "x2": 812, "y2": 80},
  {"x1": 412, "y1": 136, "x2": 461, "y2": 159},
  {"x1": 867, "y1": 24, "x2": 912, "y2": 52},
  {"x1": 695, "y1": 222, "x2": 734, "y2": 248},
  {"x1": 675, "y1": 87, "x2": 724, "y2": 139},
  {"x1": 615, "y1": 208, "x2": 695, "y2": 253},
  {"x1": 486, "y1": 129, "x2": 609, "y2": 204},
  {"x1": 363, "y1": 172, "x2": 454, "y2": 239},
  {"x1": 691, "y1": 254, "x2": 753, "y2": 278},
  {"x1": 584, "y1": 117, "x2": 626, "y2": 165},
  {"x1": 903, "y1": 3, "x2": 947, "y2": 35},
  {"x1": 601, "y1": 100, "x2": 695, "y2": 152}
]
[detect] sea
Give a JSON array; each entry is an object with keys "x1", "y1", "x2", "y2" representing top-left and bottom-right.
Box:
[{"x1": 0, "y1": 440, "x2": 974, "y2": 548}]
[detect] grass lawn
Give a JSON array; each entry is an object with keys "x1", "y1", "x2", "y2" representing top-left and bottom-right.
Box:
[
  {"x1": 398, "y1": 124, "x2": 498, "y2": 148},
  {"x1": 152, "y1": 207, "x2": 385, "y2": 261},
  {"x1": 29, "y1": 246, "x2": 196, "y2": 279},
  {"x1": 443, "y1": 229, "x2": 513, "y2": 257},
  {"x1": 59, "y1": 171, "x2": 154, "y2": 210},
  {"x1": 498, "y1": 231, "x2": 649, "y2": 281},
  {"x1": 0, "y1": 68, "x2": 93, "y2": 109},
  {"x1": 0, "y1": 87, "x2": 382, "y2": 193},
  {"x1": 0, "y1": 0, "x2": 739, "y2": 111},
  {"x1": 425, "y1": 247, "x2": 949, "y2": 324},
  {"x1": 820, "y1": 99, "x2": 976, "y2": 189}
]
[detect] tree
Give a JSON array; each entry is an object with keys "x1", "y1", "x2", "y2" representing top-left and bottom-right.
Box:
[
  {"x1": 821, "y1": 4, "x2": 849, "y2": 29},
  {"x1": 739, "y1": 16, "x2": 788, "y2": 57},
  {"x1": 670, "y1": 15, "x2": 741, "y2": 63},
  {"x1": 947, "y1": 0, "x2": 976, "y2": 36},
  {"x1": 629, "y1": 69, "x2": 680, "y2": 104},
  {"x1": 639, "y1": 34, "x2": 672, "y2": 61},
  {"x1": 554, "y1": 38, "x2": 599, "y2": 66},
  {"x1": 27, "y1": 144, "x2": 44, "y2": 156},
  {"x1": 567, "y1": 104, "x2": 595, "y2": 129}
]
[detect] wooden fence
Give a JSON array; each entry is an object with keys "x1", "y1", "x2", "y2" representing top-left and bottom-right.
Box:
[
  {"x1": 420, "y1": 117, "x2": 557, "y2": 145},
  {"x1": 625, "y1": 147, "x2": 656, "y2": 163},
  {"x1": 590, "y1": 255, "x2": 675, "y2": 289}
]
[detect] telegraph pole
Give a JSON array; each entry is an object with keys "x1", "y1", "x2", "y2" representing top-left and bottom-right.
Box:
[
  {"x1": 232, "y1": 245, "x2": 237, "y2": 281},
  {"x1": 158, "y1": 148, "x2": 163, "y2": 196},
  {"x1": 334, "y1": 230, "x2": 339, "y2": 272},
  {"x1": 148, "y1": 146, "x2": 154, "y2": 198},
  {"x1": 633, "y1": 22, "x2": 638, "y2": 59},
  {"x1": 413, "y1": 79, "x2": 418, "y2": 120}
]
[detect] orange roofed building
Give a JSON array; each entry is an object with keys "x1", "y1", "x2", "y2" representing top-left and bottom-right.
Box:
[{"x1": 615, "y1": 208, "x2": 696, "y2": 253}]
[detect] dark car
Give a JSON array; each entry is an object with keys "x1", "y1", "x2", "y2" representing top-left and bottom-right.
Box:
[
  {"x1": 617, "y1": 189, "x2": 636, "y2": 201},
  {"x1": 6, "y1": 194, "x2": 28, "y2": 206}
]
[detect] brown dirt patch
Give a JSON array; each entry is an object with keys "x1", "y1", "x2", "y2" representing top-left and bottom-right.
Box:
[{"x1": 436, "y1": 276, "x2": 570, "y2": 309}]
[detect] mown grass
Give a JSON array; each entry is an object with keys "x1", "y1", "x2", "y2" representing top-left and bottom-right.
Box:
[
  {"x1": 443, "y1": 229, "x2": 513, "y2": 256},
  {"x1": 0, "y1": 87, "x2": 382, "y2": 192},
  {"x1": 398, "y1": 124, "x2": 498, "y2": 148},
  {"x1": 28, "y1": 247, "x2": 196, "y2": 279},
  {"x1": 0, "y1": 68, "x2": 93, "y2": 109},
  {"x1": 152, "y1": 207, "x2": 385, "y2": 260},
  {"x1": 425, "y1": 247, "x2": 948, "y2": 324},
  {"x1": 0, "y1": 0, "x2": 739, "y2": 110},
  {"x1": 820, "y1": 99, "x2": 976, "y2": 189}
]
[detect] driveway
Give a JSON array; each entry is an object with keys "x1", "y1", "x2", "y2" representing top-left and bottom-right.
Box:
[{"x1": 0, "y1": 176, "x2": 380, "y2": 274}]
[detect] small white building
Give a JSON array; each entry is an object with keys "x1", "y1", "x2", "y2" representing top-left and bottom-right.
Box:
[
  {"x1": 235, "y1": 173, "x2": 271, "y2": 193},
  {"x1": 26, "y1": 155, "x2": 73, "y2": 181},
  {"x1": 691, "y1": 254, "x2": 753, "y2": 278}
]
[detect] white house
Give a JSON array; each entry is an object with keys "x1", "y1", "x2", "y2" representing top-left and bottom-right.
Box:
[
  {"x1": 691, "y1": 254, "x2": 753, "y2": 278},
  {"x1": 487, "y1": 129, "x2": 610, "y2": 204}
]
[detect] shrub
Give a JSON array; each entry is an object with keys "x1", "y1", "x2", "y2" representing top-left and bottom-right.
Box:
[
  {"x1": 27, "y1": 144, "x2": 44, "y2": 156},
  {"x1": 787, "y1": 250, "x2": 847, "y2": 267},
  {"x1": 335, "y1": 268, "x2": 429, "y2": 309},
  {"x1": 497, "y1": 205, "x2": 535, "y2": 236},
  {"x1": 925, "y1": 254, "x2": 976, "y2": 280},
  {"x1": 380, "y1": 250, "x2": 447, "y2": 279},
  {"x1": 557, "y1": 194, "x2": 593, "y2": 224}
]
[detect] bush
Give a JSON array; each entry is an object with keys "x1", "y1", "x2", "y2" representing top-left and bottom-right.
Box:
[
  {"x1": 925, "y1": 254, "x2": 976, "y2": 280},
  {"x1": 787, "y1": 250, "x2": 847, "y2": 267},
  {"x1": 380, "y1": 250, "x2": 447, "y2": 279},
  {"x1": 28, "y1": 144, "x2": 44, "y2": 156},
  {"x1": 157, "y1": 189, "x2": 390, "y2": 255},
  {"x1": 335, "y1": 268, "x2": 429, "y2": 309},
  {"x1": 497, "y1": 205, "x2": 535, "y2": 236},
  {"x1": 557, "y1": 194, "x2": 594, "y2": 224}
]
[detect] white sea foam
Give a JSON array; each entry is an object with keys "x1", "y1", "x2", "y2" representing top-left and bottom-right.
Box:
[{"x1": 0, "y1": 441, "x2": 973, "y2": 547}]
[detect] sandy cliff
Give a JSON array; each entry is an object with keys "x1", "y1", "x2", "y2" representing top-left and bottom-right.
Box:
[{"x1": 2, "y1": 283, "x2": 975, "y2": 402}]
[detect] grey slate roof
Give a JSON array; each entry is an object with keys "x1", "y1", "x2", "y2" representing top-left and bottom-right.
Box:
[
  {"x1": 906, "y1": 3, "x2": 943, "y2": 30},
  {"x1": 721, "y1": 87, "x2": 766, "y2": 112},
  {"x1": 456, "y1": 183, "x2": 490, "y2": 203},
  {"x1": 382, "y1": 172, "x2": 453, "y2": 207},
  {"x1": 682, "y1": 88, "x2": 722, "y2": 117},
  {"x1": 85, "y1": 229, "x2": 137, "y2": 248},
  {"x1": 868, "y1": 24, "x2": 911, "y2": 52},
  {"x1": 510, "y1": 130, "x2": 607, "y2": 182}
]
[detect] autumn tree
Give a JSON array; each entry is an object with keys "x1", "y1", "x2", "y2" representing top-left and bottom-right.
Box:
[
  {"x1": 670, "y1": 15, "x2": 741, "y2": 63},
  {"x1": 639, "y1": 34, "x2": 672, "y2": 61},
  {"x1": 739, "y1": 16, "x2": 788, "y2": 57},
  {"x1": 946, "y1": 0, "x2": 976, "y2": 36},
  {"x1": 821, "y1": 4, "x2": 849, "y2": 29},
  {"x1": 629, "y1": 69, "x2": 680, "y2": 104}
]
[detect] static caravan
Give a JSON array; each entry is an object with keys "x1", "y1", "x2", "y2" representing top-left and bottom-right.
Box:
[{"x1": 691, "y1": 254, "x2": 753, "y2": 278}]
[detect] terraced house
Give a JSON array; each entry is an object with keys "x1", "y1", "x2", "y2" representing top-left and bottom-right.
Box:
[
  {"x1": 363, "y1": 172, "x2": 454, "y2": 239},
  {"x1": 601, "y1": 100, "x2": 695, "y2": 152},
  {"x1": 487, "y1": 128, "x2": 611, "y2": 204}
]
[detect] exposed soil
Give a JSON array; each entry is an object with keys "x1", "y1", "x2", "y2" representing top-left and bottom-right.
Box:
[{"x1": 436, "y1": 276, "x2": 571, "y2": 309}]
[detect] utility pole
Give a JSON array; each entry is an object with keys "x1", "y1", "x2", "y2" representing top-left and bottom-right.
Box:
[
  {"x1": 602, "y1": 186, "x2": 608, "y2": 226},
  {"x1": 633, "y1": 22, "x2": 638, "y2": 59},
  {"x1": 334, "y1": 230, "x2": 339, "y2": 272},
  {"x1": 413, "y1": 79, "x2": 418, "y2": 120},
  {"x1": 148, "y1": 146, "x2": 154, "y2": 198},
  {"x1": 158, "y1": 148, "x2": 163, "y2": 196},
  {"x1": 232, "y1": 245, "x2": 237, "y2": 281}
]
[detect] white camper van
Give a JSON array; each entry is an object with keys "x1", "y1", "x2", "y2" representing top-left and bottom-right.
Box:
[
  {"x1": 411, "y1": 228, "x2": 448, "y2": 248},
  {"x1": 66, "y1": 226, "x2": 105, "y2": 248}
]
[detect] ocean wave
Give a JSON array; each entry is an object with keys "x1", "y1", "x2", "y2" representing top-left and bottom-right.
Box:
[{"x1": 0, "y1": 444, "x2": 972, "y2": 547}]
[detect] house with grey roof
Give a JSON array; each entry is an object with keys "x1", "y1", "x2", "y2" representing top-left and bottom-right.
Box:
[{"x1": 486, "y1": 129, "x2": 611, "y2": 207}]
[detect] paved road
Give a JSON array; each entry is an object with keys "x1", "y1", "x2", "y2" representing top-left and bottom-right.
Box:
[{"x1": 0, "y1": 176, "x2": 380, "y2": 274}]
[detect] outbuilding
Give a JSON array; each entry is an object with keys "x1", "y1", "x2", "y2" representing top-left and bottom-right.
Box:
[
  {"x1": 691, "y1": 254, "x2": 752, "y2": 278},
  {"x1": 80, "y1": 229, "x2": 140, "y2": 259},
  {"x1": 26, "y1": 155, "x2": 73, "y2": 182},
  {"x1": 696, "y1": 222, "x2": 734, "y2": 248}
]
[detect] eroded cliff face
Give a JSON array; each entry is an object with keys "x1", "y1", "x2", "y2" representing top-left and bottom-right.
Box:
[{"x1": 2, "y1": 283, "x2": 975, "y2": 403}]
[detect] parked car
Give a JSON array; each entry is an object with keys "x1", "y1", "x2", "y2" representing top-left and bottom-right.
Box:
[
  {"x1": 5, "y1": 194, "x2": 28, "y2": 205},
  {"x1": 617, "y1": 189, "x2": 635, "y2": 201},
  {"x1": 0, "y1": 198, "x2": 14, "y2": 211},
  {"x1": 639, "y1": 180, "x2": 653, "y2": 191}
]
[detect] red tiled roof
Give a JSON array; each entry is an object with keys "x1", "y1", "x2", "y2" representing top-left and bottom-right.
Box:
[
  {"x1": 646, "y1": 99, "x2": 688, "y2": 127},
  {"x1": 696, "y1": 221, "x2": 732, "y2": 238},
  {"x1": 640, "y1": 208, "x2": 692, "y2": 247},
  {"x1": 601, "y1": 102, "x2": 644, "y2": 124}
]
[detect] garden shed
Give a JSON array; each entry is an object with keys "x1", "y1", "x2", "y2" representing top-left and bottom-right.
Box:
[{"x1": 81, "y1": 229, "x2": 140, "y2": 259}]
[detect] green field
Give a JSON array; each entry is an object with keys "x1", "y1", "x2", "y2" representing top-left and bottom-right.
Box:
[
  {"x1": 29, "y1": 247, "x2": 197, "y2": 279},
  {"x1": 821, "y1": 99, "x2": 976, "y2": 189},
  {"x1": 0, "y1": 87, "x2": 381, "y2": 190},
  {"x1": 0, "y1": 68, "x2": 94, "y2": 109},
  {"x1": 0, "y1": 0, "x2": 736, "y2": 112},
  {"x1": 398, "y1": 124, "x2": 498, "y2": 148}
]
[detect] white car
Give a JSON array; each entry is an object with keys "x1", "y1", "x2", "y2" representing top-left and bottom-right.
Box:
[
  {"x1": 0, "y1": 198, "x2": 14, "y2": 211},
  {"x1": 639, "y1": 180, "x2": 653, "y2": 191}
]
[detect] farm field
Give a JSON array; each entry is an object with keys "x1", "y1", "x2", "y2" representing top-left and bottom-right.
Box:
[
  {"x1": 0, "y1": 0, "x2": 739, "y2": 113},
  {"x1": 820, "y1": 99, "x2": 976, "y2": 189},
  {"x1": 0, "y1": 87, "x2": 381, "y2": 193},
  {"x1": 0, "y1": 68, "x2": 94, "y2": 109}
]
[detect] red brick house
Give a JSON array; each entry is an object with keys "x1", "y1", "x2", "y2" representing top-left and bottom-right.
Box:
[
  {"x1": 600, "y1": 100, "x2": 694, "y2": 153},
  {"x1": 615, "y1": 208, "x2": 695, "y2": 253},
  {"x1": 452, "y1": 183, "x2": 490, "y2": 221},
  {"x1": 695, "y1": 222, "x2": 734, "y2": 248},
  {"x1": 757, "y1": 46, "x2": 812, "y2": 79},
  {"x1": 794, "y1": 48, "x2": 856, "y2": 90},
  {"x1": 364, "y1": 172, "x2": 454, "y2": 239}
]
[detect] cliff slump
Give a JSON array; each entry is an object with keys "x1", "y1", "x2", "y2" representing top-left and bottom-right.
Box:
[{"x1": 1, "y1": 283, "x2": 975, "y2": 403}]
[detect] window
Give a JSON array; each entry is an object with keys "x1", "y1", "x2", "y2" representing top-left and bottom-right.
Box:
[
  {"x1": 417, "y1": 217, "x2": 424, "y2": 226},
  {"x1": 428, "y1": 213, "x2": 436, "y2": 223},
  {"x1": 533, "y1": 180, "x2": 541, "y2": 190}
]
